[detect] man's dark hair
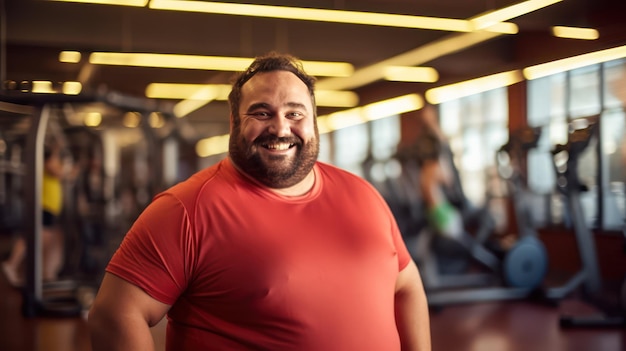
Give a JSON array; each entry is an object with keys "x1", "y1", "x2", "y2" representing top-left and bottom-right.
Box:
[{"x1": 228, "y1": 52, "x2": 317, "y2": 121}]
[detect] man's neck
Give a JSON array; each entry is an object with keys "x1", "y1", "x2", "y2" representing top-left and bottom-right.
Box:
[{"x1": 228, "y1": 157, "x2": 316, "y2": 197}]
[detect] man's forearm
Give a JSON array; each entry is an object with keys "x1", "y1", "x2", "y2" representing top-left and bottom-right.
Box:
[
  {"x1": 395, "y1": 288, "x2": 431, "y2": 351},
  {"x1": 395, "y1": 261, "x2": 432, "y2": 351}
]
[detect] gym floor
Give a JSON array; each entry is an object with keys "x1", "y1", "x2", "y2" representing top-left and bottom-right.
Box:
[{"x1": 0, "y1": 271, "x2": 623, "y2": 351}]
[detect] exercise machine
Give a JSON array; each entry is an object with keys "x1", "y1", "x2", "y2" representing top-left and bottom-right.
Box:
[
  {"x1": 0, "y1": 130, "x2": 25, "y2": 236},
  {"x1": 391, "y1": 127, "x2": 549, "y2": 308},
  {"x1": 0, "y1": 89, "x2": 177, "y2": 317},
  {"x1": 425, "y1": 130, "x2": 548, "y2": 307},
  {"x1": 547, "y1": 117, "x2": 626, "y2": 328}
]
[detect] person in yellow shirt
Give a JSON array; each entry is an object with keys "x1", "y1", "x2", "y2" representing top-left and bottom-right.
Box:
[{"x1": 2, "y1": 142, "x2": 66, "y2": 286}]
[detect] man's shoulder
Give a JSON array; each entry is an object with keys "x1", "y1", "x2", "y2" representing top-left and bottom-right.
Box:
[
  {"x1": 160, "y1": 159, "x2": 231, "y2": 200},
  {"x1": 316, "y1": 162, "x2": 373, "y2": 188}
]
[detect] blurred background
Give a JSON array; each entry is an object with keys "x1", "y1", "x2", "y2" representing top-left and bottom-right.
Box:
[{"x1": 1, "y1": 0, "x2": 625, "y2": 350}]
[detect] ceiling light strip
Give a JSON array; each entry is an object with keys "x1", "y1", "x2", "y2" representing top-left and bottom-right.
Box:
[
  {"x1": 470, "y1": 0, "x2": 563, "y2": 30},
  {"x1": 88, "y1": 52, "x2": 354, "y2": 77},
  {"x1": 425, "y1": 70, "x2": 523, "y2": 104},
  {"x1": 149, "y1": 0, "x2": 472, "y2": 32},
  {"x1": 51, "y1": 0, "x2": 523, "y2": 34},
  {"x1": 146, "y1": 83, "x2": 230, "y2": 99},
  {"x1": 59, "y1": 51, "x2": 82, "y2": 63},
  {"x1": 363, "y1": 94, "x2": 424, "y2": 121},
  {"x1": 50, "y1": 0, "x2": 148, "y2": 6},
  {"x1": 523, "y1": 45, "x2": 626, "y2": 80},
  {"x1": 383, "y1": 66, "x2": 439, "y2": 82},
  {"x1": 89, "y1": 52, "x2": 251, "y2": 70},
  {"x1": 196, "y1": 134, "x2": 230, "y2": 157},
  {"x1": 552, "y1": 26, "x2": 599, "y2": 40},
  {"x1": 146, "y1": 83, "x2": 359, "y2": 107}
]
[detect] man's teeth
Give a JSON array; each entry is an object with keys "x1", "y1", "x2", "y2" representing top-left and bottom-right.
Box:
[{"x1": 266, "y1": 143, "x2": 292, "y2": 150}]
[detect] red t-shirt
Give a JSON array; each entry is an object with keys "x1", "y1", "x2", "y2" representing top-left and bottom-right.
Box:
[{"x1": 107, "y1": 158, "x2": 411, "y2": 350}]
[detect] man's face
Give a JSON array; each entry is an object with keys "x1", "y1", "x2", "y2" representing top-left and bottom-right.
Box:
[{"x1": 229, "y1": 70, "x2": 319, "y2": 189}]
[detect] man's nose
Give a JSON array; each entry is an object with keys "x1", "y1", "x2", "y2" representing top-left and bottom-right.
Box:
[{"x1": 267, "y1": 115, "x2": 291, "y2": 137}]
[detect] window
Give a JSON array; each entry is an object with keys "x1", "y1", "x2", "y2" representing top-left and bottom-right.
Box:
[
  {"x1": 527, "y1": 59, "x2": 626, "y2": 230},
  {"x1": 370, "y1": 116, "x2": 401, "y2": 161},
  {"x1": 318, "y1": 131, "x2": 332, "y2": 164},
  {"x1": 332, "y1": 122, "x2": 369, "y2": 177},
  {"x1": 602, "y1": 60, "x2": 626, "y2": 230},
  {"x1": 439, "y1": 88, "x2": 509, "y2": 206},
  {"x1": 330, "y1": 115, "x2": 401, "y2": 180}
]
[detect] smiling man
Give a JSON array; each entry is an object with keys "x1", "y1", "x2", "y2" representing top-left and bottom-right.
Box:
[
  {"x1": 88, "y1": 52, "x2": 431, "y2": 351},
  {"x1": 228, "y1": 63, "x2": 319, "y2": 194}
]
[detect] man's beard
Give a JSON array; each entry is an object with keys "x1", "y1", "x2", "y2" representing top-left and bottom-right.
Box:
[{"x1": 229, "y1": 126, "x2": 319, "y2": 189}]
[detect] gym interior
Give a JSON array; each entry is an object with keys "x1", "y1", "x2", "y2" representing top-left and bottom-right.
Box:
[{"x1": 1, "y1": 0, "x2": 626, "y2": 350}]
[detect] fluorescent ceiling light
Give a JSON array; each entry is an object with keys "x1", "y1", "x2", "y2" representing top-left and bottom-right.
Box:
[
  {"x1": 89, "y1": 52, "x2": 252, "y2": 70},
  {"x1": 149, "y1": 0, "x2": 519, "y2": 33},
  {"x1": 362, "y1": 94, "x2": 424, "y2": 121},
  {"x1": 59, "y1": 51, "x2": 82, "y2": 63},
  {"x1": 470, "y1": 0, "x2": 563, "y2": 30},
  {"x1": 319, "y1": 94, "x2": 425, "y2": 132},
  {"x1": 552, "y1": 26, "x2": 599, "y2": 40},
  {"x1": 31, "y1": 81, "x2": 56, "y2": 94},
  {"x1": 51, "y1": 0, "x2": 148, "y2": 6},
  {"x1": 174, "y1": 98, "x2": 210, "y2": 118},
  {"x1": 150, "y1": 0, "x2": 468, "y2": 32},
  {"x1": 24, "y1": 80, "x2": 82, "y2": 95},
  {"x1": 314, "y1": 91, "x2": 359, "y2": 107},
  {"x1": 383, "y1": 66, "x2": 439, "y2": 82},
  {"x1": 303, "y1": 62, "x2": 355, "y2": 78},
  {"x1": 146, "y1": 83, "x2": 231, "y2": 100},
  {"x1": 88, "y1": 52, "x2": 354, "y2": 77},
  {"x1": 196, "y1": 134, "x2": 230, "y2": 158},
  {"x1": 51, "y1": 0, "x2": 521, "y2": 34},
  {"x1": 318, "y1": 109, "x2": 366, "y2": 133},
  {"x1": 523, "y1": 45, "x2": 626, "y2": 80},
  {"x1": 63, "y1": 81, "x2": 83, "y2": 95},
  {"x1": 425, "y1": 70, "x2": 523, "y2": 104},
  {"x1": 480, "y1": 22, "x2": 518, "y2": 35},
  {"x1": 146, "y1": 83, "x2": 358, "y2": 108},
  {"x1": 173, "y1": 86, "x2": 221, "y2": 117}
]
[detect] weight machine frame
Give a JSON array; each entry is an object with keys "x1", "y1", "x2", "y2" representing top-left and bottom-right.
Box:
[{"x1": 1, "y1": 91, "x2": 175, "y2": 317}]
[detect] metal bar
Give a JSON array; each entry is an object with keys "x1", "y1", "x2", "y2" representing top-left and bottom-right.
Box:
[
  {"x1": 22, "y1": 104, "x2": 50, "y2": 317},
  {"x1": 427, "y1": 287, "x2": 534, "y2": 307}
]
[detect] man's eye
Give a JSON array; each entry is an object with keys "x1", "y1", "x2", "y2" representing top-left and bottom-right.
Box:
[
  {"x1": 247, "y1": 112, "x2": 271, "y2": 118},
  {"x1": 288, "y1": 112, "x2": 304, "y2": 119}
]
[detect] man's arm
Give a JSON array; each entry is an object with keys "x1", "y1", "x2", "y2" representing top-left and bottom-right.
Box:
[
  {"x1": 395, "y1": 259, "x2": 432, "y2": 351},
  {"x1": 88, "y1": 272, "x2": 171, "y2": 351}
]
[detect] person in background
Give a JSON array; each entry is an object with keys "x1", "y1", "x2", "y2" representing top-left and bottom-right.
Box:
[
  {"x1": 2, "y1": 140, "x2": 67, "y2": 286},
  {"x1": 88, "y1": 52, "x2": 431, "y2": 351},
  {"x1": 414, "y1": 104, "x2": 464, "y2": 240}
]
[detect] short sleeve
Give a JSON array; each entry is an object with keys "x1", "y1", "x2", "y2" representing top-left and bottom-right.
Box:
[
  {"x1": 106, "y1": 193, "x2": 193, "y2": 305},
  {"x1": 391, "y1": 214, "x2": 412, "y2": 271}
]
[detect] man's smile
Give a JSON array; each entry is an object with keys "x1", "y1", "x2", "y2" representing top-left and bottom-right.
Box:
[{"x1": 263, "y1": 142, "x2": 295, "y2": 151}]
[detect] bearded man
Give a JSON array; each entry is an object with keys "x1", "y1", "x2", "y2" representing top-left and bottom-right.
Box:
[{"x1": 88, "y1": 52, "x2": 431, "y2": 351}]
